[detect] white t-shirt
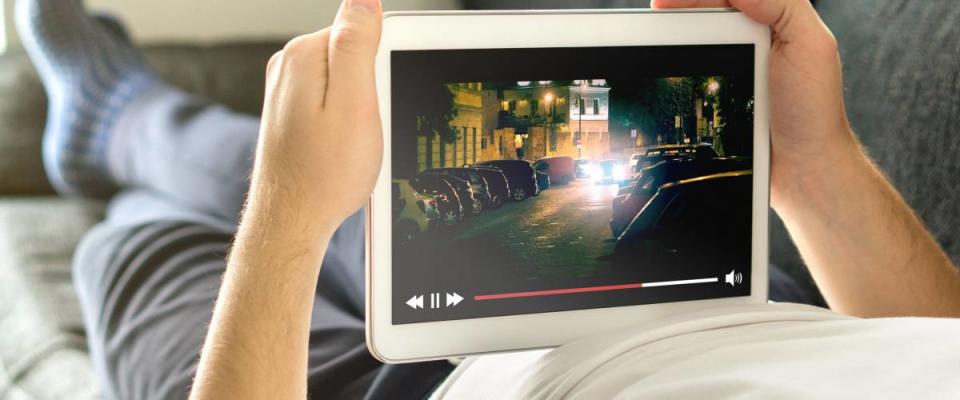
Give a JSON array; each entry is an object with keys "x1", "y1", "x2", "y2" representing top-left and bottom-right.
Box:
[{"x1": 431, "y1": 303, "x2": 960, "y2": 399}]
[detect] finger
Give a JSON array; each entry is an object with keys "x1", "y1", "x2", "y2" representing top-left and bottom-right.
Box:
[
  {"x1": 326, "y1": 0, "x2": 383, "y2": 111},
  {"x1": 655, "y1": 0, "x2": 826, "y2": 45},
  {"x1": 730, "y1": 0, "x2": 826, "y2": 42},
  {"x1": 651, "y1": 0, "x2": 731, "y2": 8}
]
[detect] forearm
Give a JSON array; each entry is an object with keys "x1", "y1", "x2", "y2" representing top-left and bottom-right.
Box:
[
  {"x1": 190, "y1": 184, "x2": 337, "y2": 399},
  {"x1": 774, "y1": 133, "x2": 960, "y2": 318}
]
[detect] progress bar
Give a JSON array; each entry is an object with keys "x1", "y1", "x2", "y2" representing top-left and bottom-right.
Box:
[{"x1": 474, "y1": 277, "x2": 719, "y2": 301}]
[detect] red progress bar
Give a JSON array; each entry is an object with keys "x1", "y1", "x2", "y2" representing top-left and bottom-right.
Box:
[
  {"x1": 474, "y1": 282, "x2": 645, "y2": 301},
  {"x1": 473, "y1": 277, "x2": 721, "y2": 301}
]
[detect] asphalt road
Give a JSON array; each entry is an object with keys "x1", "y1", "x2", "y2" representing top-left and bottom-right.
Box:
[{"x1": 446, "y1": 179, "x2": 620, "y2": 281}]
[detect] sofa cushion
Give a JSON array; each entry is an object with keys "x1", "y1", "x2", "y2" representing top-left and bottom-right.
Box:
[
  {"x1": 0, "y1": 41, "x2": 283, "y2": 196},
  {"x1": 0, "y1": 53, "x2": 52, "y2": 196},
  {"x1": 0, "y1": 198, "x2": 105, "y2": 399}
]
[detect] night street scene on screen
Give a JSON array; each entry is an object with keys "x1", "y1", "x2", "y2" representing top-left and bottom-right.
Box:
[{"x1": 390, "y1": 45, "x2": 755, "y2": 324}]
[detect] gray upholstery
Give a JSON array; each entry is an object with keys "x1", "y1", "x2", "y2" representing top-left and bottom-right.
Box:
[
  {"x1": 0, "y1": 53, "x2": 51, "y2": 195},
  {"x1": 0, "y1": 199, "x2": 104, "y2": 400}
]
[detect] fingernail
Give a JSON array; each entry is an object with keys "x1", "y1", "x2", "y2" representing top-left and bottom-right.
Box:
[{"x1": 347, "y1": 0, "x2": 379, "y2": 13}]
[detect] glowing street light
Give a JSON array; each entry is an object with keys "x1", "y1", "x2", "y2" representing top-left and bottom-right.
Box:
[
  {"x1": 707, "y1": 80, "x2": 720, "y2": 94},
  {"x1": 544, "y1": 93, "x2": 555, "y2": 157}
]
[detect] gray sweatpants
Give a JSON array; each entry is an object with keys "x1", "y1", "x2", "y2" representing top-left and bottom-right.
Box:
[{"x1": 71, "y1": 84, "x2": 451, "y2": 400}]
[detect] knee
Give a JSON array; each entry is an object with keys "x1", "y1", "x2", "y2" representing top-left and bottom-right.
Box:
[{"x1": 71, "y1": 222, "x2": 136, "y2": 305}]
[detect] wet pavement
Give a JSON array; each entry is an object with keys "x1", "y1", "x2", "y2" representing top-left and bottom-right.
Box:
[
  {"x1": 448, "y1": 179, "x2": 620, "y2": 280},
  {"x1": 393, "y1": 178, "x2": 623, "y2": 297}
]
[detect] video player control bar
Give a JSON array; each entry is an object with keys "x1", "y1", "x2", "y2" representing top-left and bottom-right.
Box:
[{"x1": 473, "y1": 270, "x2": 741, "y2": 301}]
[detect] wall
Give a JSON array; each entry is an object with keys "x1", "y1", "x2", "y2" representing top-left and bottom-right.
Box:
[{"x1": 2, "y1": 0, "x2": 462, "y2": 50}]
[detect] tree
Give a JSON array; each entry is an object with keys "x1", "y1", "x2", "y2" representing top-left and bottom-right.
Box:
[
  {"x1": 609, "y1": 77, "x2": 694, "y2": 147},
  {"x1": 715, "y1": 75, "x2": 754, "y2": 157},
  {"x1": 415, "y1": 84, "x2": 458, "y2": 168}
]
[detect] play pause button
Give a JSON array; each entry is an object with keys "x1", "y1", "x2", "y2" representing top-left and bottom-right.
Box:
[{"x1": 405, "y1": 292, "x2": 463, "y2": 310}]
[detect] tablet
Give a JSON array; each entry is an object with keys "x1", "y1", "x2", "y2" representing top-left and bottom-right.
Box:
[{"x1": 368, "y1": 9, "x2": 770, "y2": 363}]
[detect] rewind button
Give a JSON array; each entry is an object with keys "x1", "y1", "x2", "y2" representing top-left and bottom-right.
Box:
[{"x1": 405, "y1": 294, "x2": 424, "y2": 310}]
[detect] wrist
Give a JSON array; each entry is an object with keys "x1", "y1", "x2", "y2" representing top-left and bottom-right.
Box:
[{"x1": 770, "y1": 127, "x2": 866, "y2": 216}]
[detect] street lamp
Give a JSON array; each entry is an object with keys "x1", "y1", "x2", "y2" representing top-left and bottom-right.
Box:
[
  {"x1": 706, "y1": 79, "x2": 720, "y2": 142},
  {"x1": 577, "y1": 80, "x2": 587, "y2": 159},
  {"x1": 707, "y1": 80, "x2": 720, "y2": 94},
  {"x1": 544, "y1": 93, "x2": 554, "y2": 157}
]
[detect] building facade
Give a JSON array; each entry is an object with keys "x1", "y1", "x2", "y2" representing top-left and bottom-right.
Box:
[
  {"x1": 417, "y1": 83, "x2": 485, "y2": 171},
  {"x1": 415, "y1": 80, "x2": 613, "y2": 173},
  {"x1": 492, "y1": 80, "x2": 611, "y2": 162}
]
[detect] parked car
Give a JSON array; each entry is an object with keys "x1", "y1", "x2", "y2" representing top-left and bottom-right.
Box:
[
  {"x1": 596, "y1": 159, "x2": 627, "y2": 184},
  {"x1": 610, "y1": 158, "x2": 753, "y2": 237},
  {"x1": 533, "y1": 156, "x2": 575, "y2": 185},
  {"x1": 426, "y1": 168, "x2": 494, "y2": 211},
  {"x1": 574, "y1": 158, "x2": 593, "y2": 179},
  {"x1": 612, "y1": 171, "x2": 753, "y2": 275},
  {"x1": 392, "y1": 179, "x2": 436, "y2": 241},
  {"x1": 628, "y1": 153, "x2": 643, "y2": 169},
  {"x1": 634, "y1": 143, "x2": 720, "y2": 172},
  {"x1": 471, "y1": 167, "x2": 510, "y2": 208},
  {"x1": 477, "y1": 160, "x2": 539, "y2": 201},
  {"x1": 535, "y1": 170, "x2": 550, "y2": 193},
  {"x1": 427, "y1": 173, "x2": 482, "y2": 215},
  {"x1": 409, "y1": 174, "x2": 463, "y2": 227}
]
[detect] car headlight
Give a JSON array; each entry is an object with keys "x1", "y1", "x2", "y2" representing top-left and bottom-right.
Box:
[
  {"x1": 613, "y1": 168, "x2": 625, "y2": 180},
  {"x1": 587, "y1": 165, "x2": 600, "y2": 178}
]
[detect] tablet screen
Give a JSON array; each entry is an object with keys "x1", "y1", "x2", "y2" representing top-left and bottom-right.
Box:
[{"x1": 391, "y1": 45, "x2": 754, "y2": 324}]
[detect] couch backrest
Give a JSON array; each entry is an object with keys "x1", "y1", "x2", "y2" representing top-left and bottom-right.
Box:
[{"x1": 0, "y1": 41, "x2": 284, "y2": 195}]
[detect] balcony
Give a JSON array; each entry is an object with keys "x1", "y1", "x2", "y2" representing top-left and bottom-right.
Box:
[{"x1": 497, "y1": 111, "x2": 565, "y2": 132}]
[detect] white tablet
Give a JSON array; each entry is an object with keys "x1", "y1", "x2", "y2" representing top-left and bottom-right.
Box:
[{"x1": 368, "y1": 9, "x2": 770, "y2": 363}]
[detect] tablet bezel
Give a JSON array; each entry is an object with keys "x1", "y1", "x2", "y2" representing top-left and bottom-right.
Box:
[{"x1": 368, "y1": 9, "x2": 771, "y2": 363}]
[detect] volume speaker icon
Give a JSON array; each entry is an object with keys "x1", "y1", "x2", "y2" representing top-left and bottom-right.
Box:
[{"x1": 724, "y1": 269, "x2": 743, "y2": 287}]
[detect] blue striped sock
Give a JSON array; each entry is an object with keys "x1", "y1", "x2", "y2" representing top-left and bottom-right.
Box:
[{"x1": 15, "y1": 0, "x2": 160, "y2": 197}]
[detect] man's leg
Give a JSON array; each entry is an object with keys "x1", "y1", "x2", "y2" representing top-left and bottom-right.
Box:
[
  {"x1": 17, "y1": 1, "x2": 452, "y2": 398},
  {"x1": 74, "y1": 192, "x2": 387, "y2": 399}
]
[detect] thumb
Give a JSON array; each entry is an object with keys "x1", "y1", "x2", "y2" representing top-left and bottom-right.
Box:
[
  {"x1": 326, "y1": 0, "x2": 383, "y2": 110},
  {"x1": 727, "y1": 0, "x2": 829, "y2": 43}
]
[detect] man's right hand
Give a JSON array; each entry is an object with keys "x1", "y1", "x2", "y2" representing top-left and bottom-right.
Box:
[
  {"x1": 653, "y1": 0, "x2": 855, "y2": 211},
  {"x1": 655, "y1": 0, "x2": 960, "y2": 318}
]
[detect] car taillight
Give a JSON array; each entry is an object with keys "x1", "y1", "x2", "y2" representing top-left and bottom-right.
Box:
[
  {"x1": 428, "y1": 199, "x2": 437, "y2": 208},
  {"x1": 437, "y1": 194, "x2": 447, "y2": 202}
]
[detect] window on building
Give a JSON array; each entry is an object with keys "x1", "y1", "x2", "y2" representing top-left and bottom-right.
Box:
[
  {"x1": 530, "y1": 99, "x2": 539, "y2": 115},
  {"x1": 509, "y1": 100, "x2": 517, "y2": 113},
  {"x1": 593, "y1": 99, "x2": 600, "y2": 115}
]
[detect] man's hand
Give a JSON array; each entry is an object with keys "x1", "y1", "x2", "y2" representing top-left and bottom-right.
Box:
[
  {"x1": 191, "y1": 1, "x2": 383, "y2": 399},
  {"x1": 252, "y1": 0, "x2": 384, "y2": 232},
  {"x1": 654, "y1": 0, "x2": 960, "y2": 317},
  {"x1": 654, "y1": 0, "x2": 853, "y2": 210}
]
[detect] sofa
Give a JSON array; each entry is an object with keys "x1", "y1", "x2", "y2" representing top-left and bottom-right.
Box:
[{"x1": 2, "y1": 0, "x2": 959, "y2": 398}]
